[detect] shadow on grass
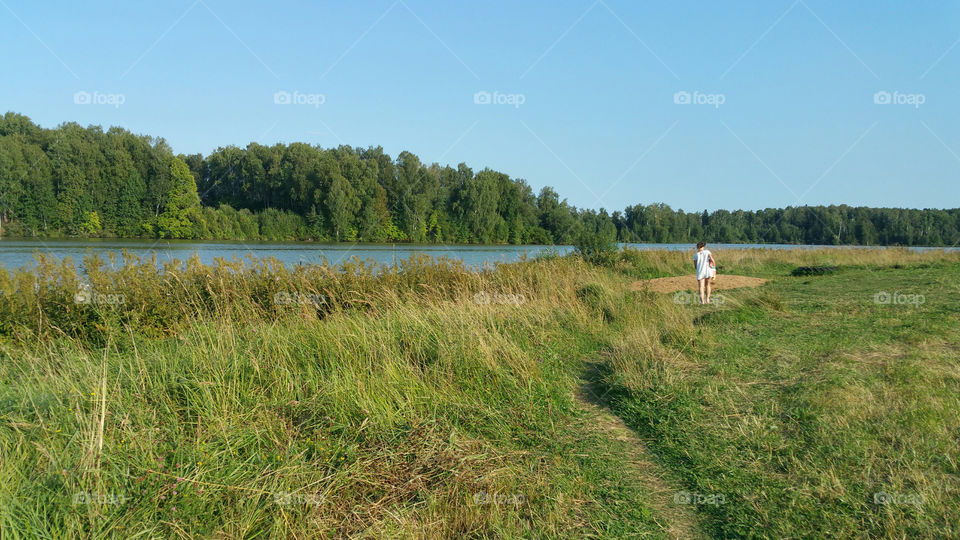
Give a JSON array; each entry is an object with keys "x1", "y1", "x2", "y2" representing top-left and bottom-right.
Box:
[
  {"x1": 576, "y1": 359, "x2": 709, "y2": 540},
  {"x1": 577, "y1": 360, "x2": 612, "y2": 409},
  {"x1": 578, "y1": 357, "x2": 734, "y2": 539}
]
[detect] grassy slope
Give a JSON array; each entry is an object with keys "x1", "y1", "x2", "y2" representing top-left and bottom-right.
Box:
[
  {"x1": 0, "y1": 257, "x2": 671, "y2": 539},
  {"x1": 598, "y1": 259, "x2": 960, "y2": 538}
]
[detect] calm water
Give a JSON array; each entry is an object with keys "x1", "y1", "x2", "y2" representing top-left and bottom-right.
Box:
[{"x1": 0, "y1": 239, "x2": 954, "y2": 271}]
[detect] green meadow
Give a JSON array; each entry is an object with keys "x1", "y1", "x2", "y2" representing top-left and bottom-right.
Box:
[{"x1": 1, "y1": 248, "x2": 957, "y2": 538}]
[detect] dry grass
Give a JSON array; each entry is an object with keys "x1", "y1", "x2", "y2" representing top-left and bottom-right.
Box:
[
  {"x1": 596, "y1": 246, "x2": 960, "y2": 280},
  {"x1": 0, "y1": 251, "x2": 668, "y2": 538}
]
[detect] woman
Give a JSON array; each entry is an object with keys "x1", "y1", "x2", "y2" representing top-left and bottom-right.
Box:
[{"x1": 692, "y1": 241, "x2": 715, "y2": 305}]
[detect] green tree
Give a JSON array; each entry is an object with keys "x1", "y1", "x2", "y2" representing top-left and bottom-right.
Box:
[
  {"x1": 79, "y1": 211, "x2": 102, "y2": 235},
  {"x1": 326, "y1": 173, "x2": 360, "y2": 241},
  {"x1": 155, "y1": 156, "x2": 202, "y2": 238}
]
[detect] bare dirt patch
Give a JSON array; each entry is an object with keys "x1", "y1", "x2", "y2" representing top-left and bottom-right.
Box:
[{"x1": 629, "y1": 274, "x2": 768, "y2": 294}]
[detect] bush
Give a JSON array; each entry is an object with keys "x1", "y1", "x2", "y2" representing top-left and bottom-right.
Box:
[{"x1": 574, "y1": 230, "x2": 617, "y2": 264}]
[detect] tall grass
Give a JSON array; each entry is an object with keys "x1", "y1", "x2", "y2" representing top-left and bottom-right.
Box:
[
  {"x1": 0, "y1": 251, "x2": 665, "y2": 538},
  {"x1": 0, "y1": 251, "x2": 595, "y2": 346},
  {"x1": 1, "y1": 247, "x2": 957, "y2": 537}
]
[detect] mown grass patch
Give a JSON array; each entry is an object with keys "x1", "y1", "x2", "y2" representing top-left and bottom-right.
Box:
[{"x1": 598, "y1": 261, "x2": 960, "y2": 538}]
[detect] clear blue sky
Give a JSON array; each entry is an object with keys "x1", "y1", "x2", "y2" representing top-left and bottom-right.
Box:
[{"x1": 2, "y1": 0, "x2": 959, "y2": 212}]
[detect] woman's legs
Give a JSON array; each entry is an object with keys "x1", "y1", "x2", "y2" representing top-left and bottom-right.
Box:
[
  {"x1": 698, "y1": 278, "x2": 707, "y2": 304},
  {"x1": 705, "y1": 277, "x2": 712, "y2": 304}
]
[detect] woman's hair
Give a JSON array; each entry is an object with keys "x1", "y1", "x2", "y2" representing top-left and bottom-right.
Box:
[{"x1": 696, "y1": 241, "x2": 706, "y2": 249}]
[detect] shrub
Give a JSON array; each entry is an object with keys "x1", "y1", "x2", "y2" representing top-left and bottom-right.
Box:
[{"x1": 574, "y1": 230, "x2": 617, "y2": 264}]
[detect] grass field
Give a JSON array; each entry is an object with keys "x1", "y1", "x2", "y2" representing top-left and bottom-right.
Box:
[
  {"x1": 0, "y1": 248, "x2": 957, "y2": 538},
  {"x1": 598, "y1": 259, "x2": 960, "y2": 538}
]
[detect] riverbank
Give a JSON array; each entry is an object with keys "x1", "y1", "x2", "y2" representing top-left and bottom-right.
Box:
[
  {"x1": 1, "y1": 248, "x2": 958, "y2": 537},
  {"x1": 1, "y1": 237, "x2": 958, "y2": 272}
]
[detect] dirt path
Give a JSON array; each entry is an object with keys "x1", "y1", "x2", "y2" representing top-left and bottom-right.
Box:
[
  {"x1": 630, "y1": 274, "x2": 767, "y2": 294},
  {"x1": 577, "y1": 366, "x2": 706, "y2": 540}
]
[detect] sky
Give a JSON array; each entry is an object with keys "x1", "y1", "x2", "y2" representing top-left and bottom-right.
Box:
[{"x1": 2, "y1": 0, "x2": 959, "y2": 213}]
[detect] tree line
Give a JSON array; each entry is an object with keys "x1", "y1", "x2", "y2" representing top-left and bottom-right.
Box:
[{"x1": 1, "y1": 112, "x2": 958, "y2": 246}]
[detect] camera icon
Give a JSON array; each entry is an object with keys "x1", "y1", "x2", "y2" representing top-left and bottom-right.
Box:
[
  {"x1": 473, "y1": 491, "x2": 491, "y2": 505},
  {"x1": 74, "y1": 290, "x2": 91, "y2": 304},
  {"x1": 473, "y1": 91, "x2": 491, "y2": 105},
  {"x1": 473, "y1": 291, "x2": 491, "y2": 305},
  {"x1": 274, "y1": 90, "x2": 291, "y2": 105},
  {"x1": 273, "y1": 291, "x2": 292, "y2": 305},
  {"x1": 73, "y1": 91, "x2": 91, "y2": 105},
  {"x1": 673, "y1": 491, "x2": 692, "y2": 504},
  {"x1": 273, "y1": 491, "x2": 292, "y2": 505},
  {"x1": 673, "y1": 91, "x2": 691, "y2": 105},
  {"x1": 873, "y1": 291, "x2": 891, "y2": 304},
  {"x1": 673, "y1": 291, "x2": 692, "y2": 305},
  {"x1": 873, "y1": 91, "x2": 891, "y2": 105}
]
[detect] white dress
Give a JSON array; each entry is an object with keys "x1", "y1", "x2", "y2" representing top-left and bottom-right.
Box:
[{"x1": 694, "y1": 250, "x2": 713, "y2": 280}]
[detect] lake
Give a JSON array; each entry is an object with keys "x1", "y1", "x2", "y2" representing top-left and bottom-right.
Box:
[{"x1": 0, "y1": 239, "x2": 955, "y2": 271}]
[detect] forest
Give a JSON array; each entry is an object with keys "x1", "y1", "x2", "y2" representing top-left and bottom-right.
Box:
[{"x1": 1, "y1": 111, "x2": 958, "y2": 246}]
